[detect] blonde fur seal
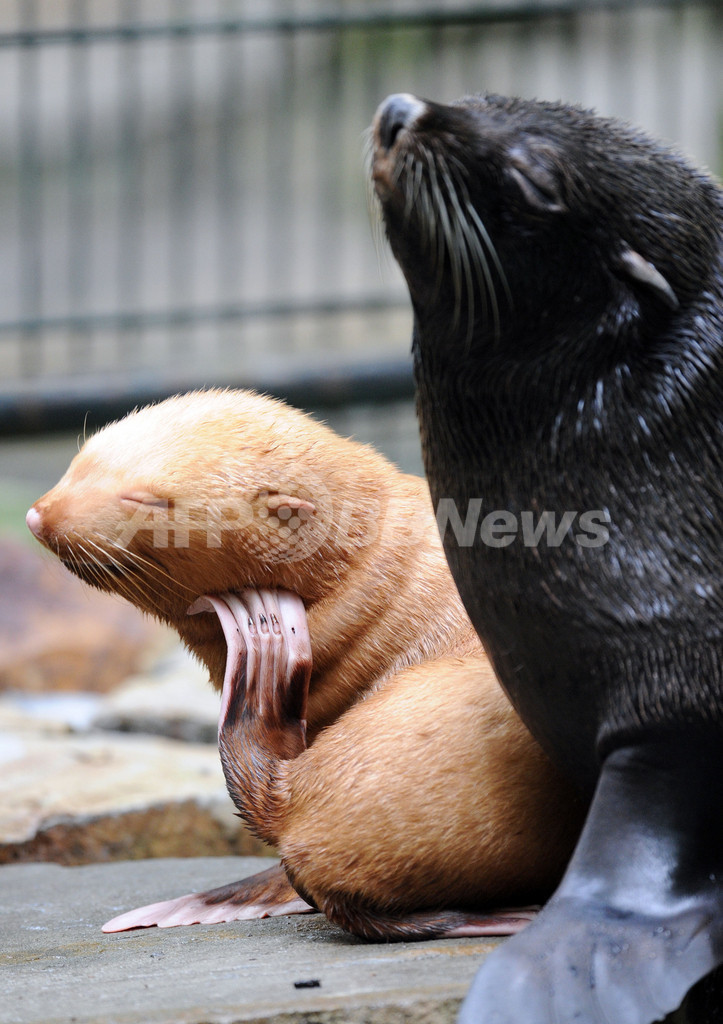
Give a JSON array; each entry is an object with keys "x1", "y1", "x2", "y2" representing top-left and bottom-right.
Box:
[{"x1": 27, "y1": 388, "x2": 583, "y2": 939}]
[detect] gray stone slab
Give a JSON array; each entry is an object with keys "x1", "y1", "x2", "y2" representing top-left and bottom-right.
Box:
[
  {"x1": 0, "y1": 718, "x2": 272, "y2": 863},
  {"x1": 1, "y1": 856, "x2": 498, "y2": 1024}
]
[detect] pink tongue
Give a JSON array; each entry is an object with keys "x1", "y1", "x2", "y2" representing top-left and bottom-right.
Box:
[{"x1": 188, "y1": 595, "x2": 248, "y2": 734}]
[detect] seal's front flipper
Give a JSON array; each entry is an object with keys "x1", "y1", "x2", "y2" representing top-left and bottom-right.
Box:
[
  {"x1": 203, "y1": 587, "x2": 312, "y2": 845},
  {"x1": 458, "y1": 740, "x2": 723, "y2": 1024},
  {"x1": 102, "y1": 863, "x2": 314, "y2": 932},
  {"x1": 458, "y1": 894, "x2": 719, "y2": 1024}
]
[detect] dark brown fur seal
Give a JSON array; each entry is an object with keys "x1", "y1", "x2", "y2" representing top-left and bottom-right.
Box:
[
  {"x1": 372, "y1": 93, "x2": 723, "y2": 1022},
  {"x1": 26, "y1": 388, "x2": 583, "y2": 941}
]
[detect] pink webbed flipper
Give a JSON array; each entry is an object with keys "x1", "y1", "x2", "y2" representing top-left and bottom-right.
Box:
[
  {"x1": 201, "y1": 588, "x2": 312, "y2": 841},
  {"x1": 441, "y1": 906, "x2": 539, "y2": 937},
  {"x1": 238, "y1": 588, "x2": 311, "y2": 728},
  {"x1": 188, "y1": 594, "x2": 256, "y2": 734},
  {"x1": 272, "y1": 589, "x2": 312, "y2": 729},
  {"x1": 101, "y1": 591, "x2": 315, "y2": 936},
  {"x1": 189, "y1": 588, "x2": 312, "y2": 737},
  {"x1": 102, "y1": 864, "x2": 314, "y2": 932},
  {"x1": 232, "y1": 589, "x2": 282, "y2": 717}
]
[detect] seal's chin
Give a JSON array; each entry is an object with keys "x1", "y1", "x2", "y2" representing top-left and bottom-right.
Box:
[
  {"x1": 60, "y1": 558, "x2": 127, "y2": 586},
  {"x1": 372, "y1": 92, "x2": 511, "y2": 342}
]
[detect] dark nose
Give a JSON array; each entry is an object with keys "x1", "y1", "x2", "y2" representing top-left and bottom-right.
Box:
[{"x1": 375, "y1": 93, "x2": 425, "y2": 151}]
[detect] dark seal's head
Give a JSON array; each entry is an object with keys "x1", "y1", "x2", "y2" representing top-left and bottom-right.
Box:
[{"x1": 372, "y1": 93, "x2": 721, "y2": 377}]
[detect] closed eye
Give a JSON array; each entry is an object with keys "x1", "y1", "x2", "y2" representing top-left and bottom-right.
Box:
[{"x1": 120, "y1": 492, "x2": 171, "y2": 510}]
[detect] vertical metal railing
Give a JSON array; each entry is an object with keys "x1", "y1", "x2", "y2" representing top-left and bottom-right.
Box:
[
  {"x1": 68, "y1": 0, "x2": 91, "y2": 373},
  {"x1": 17, "y1": 0, "x2": 41, "y2": 378},
  {"x1": 0, "y1": 0, "x2": 721, "y2": 432}
]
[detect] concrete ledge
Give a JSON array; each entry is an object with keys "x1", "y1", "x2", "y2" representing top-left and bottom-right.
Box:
[{"x1": 2, "y1": 856, "x2": 499, "y2": 1024}]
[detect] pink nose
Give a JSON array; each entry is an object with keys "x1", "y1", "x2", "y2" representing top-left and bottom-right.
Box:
[{"x1": 26, "y1": 506, "x2": 44, "y2": 540}]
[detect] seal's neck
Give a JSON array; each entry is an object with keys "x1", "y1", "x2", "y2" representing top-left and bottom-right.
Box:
[{"x1": 413, "y1": 270, "x2": 721, "y2": 458}]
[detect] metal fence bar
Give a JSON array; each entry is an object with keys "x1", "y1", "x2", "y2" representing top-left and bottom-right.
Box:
[
  {"x1": 17, "y1": 0, "x2": 42, "y2": 376},
  {"x1": 0, "y1": 0, "x2": 710, "y2": 48},
  {"x1": 0, "y1": 295, "x2": 409, "y2": 335},
  {"x1": 216, "y1": 13, "x2": 241, "y2": 316},
  {"x1": 169, "y1": 0, "x2": 195, "y2": 362},
  {"x1": 0, "y1": 356, "x2": 416, "y2": 435},
  {"x1": 265, "y1": 23, "x2": 296, "y2": 315},
  {"x1": 68, "y1": 0, "x2": 92, "y2": 373},
  {"x1": 117, "y1": 0, "x2": 143, "y2": 365}
]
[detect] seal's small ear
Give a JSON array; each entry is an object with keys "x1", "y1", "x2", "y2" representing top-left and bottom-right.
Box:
[
  {"x1": 507, "y1": 143, "x2": 566, "y2": 214},
  {"x1": 264, "y1": 493, "x2": 316, "y2": 519},
  {"x1": 617, "y1": 247, "x2": 680, "y2": 310}
]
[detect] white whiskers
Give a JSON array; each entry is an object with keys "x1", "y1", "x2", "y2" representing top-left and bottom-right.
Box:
[
  {"x1": 371, "y1": 131, "x2": 511, "y2": 345},
  {"x1": 62, "y1": 535, "x2": 194, "y2": 612}
]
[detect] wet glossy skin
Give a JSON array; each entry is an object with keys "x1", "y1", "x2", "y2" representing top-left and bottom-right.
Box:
[{"x1": 373, "y1": 92, "x2": 723, "y2": 1024}]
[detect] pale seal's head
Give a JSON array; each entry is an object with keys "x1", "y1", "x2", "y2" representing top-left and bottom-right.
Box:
[{"x1": 26, "y1": 388, "x2": 397, "y2": 679}]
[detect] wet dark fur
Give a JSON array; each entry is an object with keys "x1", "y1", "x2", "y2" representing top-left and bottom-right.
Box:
[{"x1": 373, "y1": 94, "x2": 723, "y2": 1024}]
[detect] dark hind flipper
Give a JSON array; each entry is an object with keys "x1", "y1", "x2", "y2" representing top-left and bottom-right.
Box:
[
  {"x1": 102, "y1": 863, "x2": 314, "y2": 932},
  {"x1": 313, "y1": 889, "x2": 539, "y2": 942},
  {"x1": 458, "y1": 739, "x2": 723, "y2": 1024}
]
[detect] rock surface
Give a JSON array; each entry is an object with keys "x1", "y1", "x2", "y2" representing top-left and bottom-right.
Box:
[
  {"x1": 0, "y1": 533, "x2": 258, "y2": 864},
  {"x1": 1, "y1": 856, "x2": 497, "y2": 1024},
  {"x1": 0, "y1": 704, "x2": 270, "y2": 864}
]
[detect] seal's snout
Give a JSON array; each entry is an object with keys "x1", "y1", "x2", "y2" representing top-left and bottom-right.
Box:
[
  {"x1": 26, "y1": 505, "x2": 44, "y2": 541},
  {"x1": 374, "y1": 93, "x2": 425, "y2": 151}
]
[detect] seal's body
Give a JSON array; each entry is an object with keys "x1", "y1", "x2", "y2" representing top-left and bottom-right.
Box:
[
  {"x1": 372, "y1": 94, "x2": 723, "y2": 1022},
  {"x1": 26, "y1": 388, "x2": 581, "y2": 940}
]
